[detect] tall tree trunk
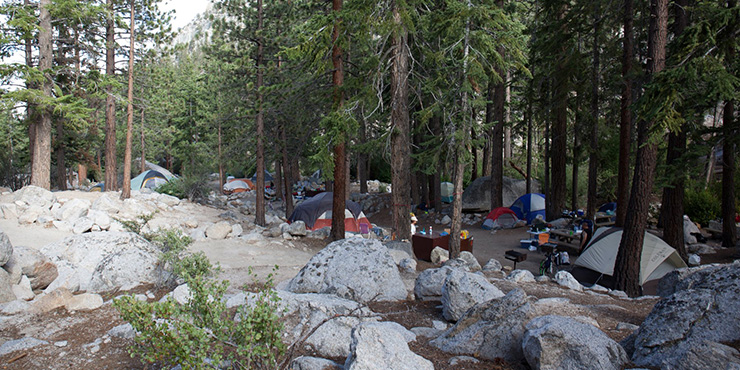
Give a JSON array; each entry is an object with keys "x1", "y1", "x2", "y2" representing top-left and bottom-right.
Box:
[
  {"x1": 722, "y1": 100, "x2": 737, "y2": 249},
  {"x1": 450, "y1": 0, "x2": 473, "y2": 258},
  {"x1": 255, "y1": 0, "x2": 266, "y2": 226},
  {"x1": 54, "y1": 27, "x2": 68, "y2": 191},
  {"x1": 390, "y1": 1, "x2": 411, "y2": 240},
  {"x1": 432, "y1": 115, "x2": 443, "y2": 212},
  {"x1": 614, "y1": 0, "x2": 668, "y2": 297},
  {"x1": 330, "y1": 0, "x2": 346, "y2": 240},
  {"x1": 471, "y1": 124, "x2": 478, "y2": 182},
  {"x1": 526, "y1": 91, "x2": 533, "y2": 194},
  {"x1": 504, "y1": 71, "x2": 512, "y2": 159},
  {"x1": 104, "y1": 0, "x2": 117, "y2": 192},
  {"x1": 616, "y1": 0, "x2": 634, "y2": 227},
  {"x1": 660, "y1": 0, "x2": 689, "y2": 258},
  {"x1": 31, "y1": 0, "x2": 52, "y2": 190},
  {"x1": 587, "y1": 7, "x2": 601, "y2": 220},
  {"x1": 218, "y1": 121, "x2": 224, "y2": 191},
  {"x1": 140, "y1": 107, "x2": 146, "y2": 173},
  {"x1": 571, "y1": 91, "x2": 580, "y2": 212},
  {"x1": 281, "y1": 125, "x2": 294, "y2": 218},
  {"x1": 359, "y1": 116, "x2": 368, "y2": 193},
  {"x1": 121, "y1": 0, "x2": 135, "y2": 200},
  {"x1": 551, "y1": 8, "x2": 568, "y2": 221},
  {"x1": 489, "y1": 63, "x2": 505, "y2": 209},
  {"x1": 25, "y1": 0, "x2": 36, "y2": 169}
]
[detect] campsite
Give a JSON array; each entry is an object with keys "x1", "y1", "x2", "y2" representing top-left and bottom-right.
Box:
[{"x1": 1, "y1": 0, "x2": 739, "y2": 369}]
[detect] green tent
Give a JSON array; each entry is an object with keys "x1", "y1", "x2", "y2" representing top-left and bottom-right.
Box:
[{"x1": 131, "y1": 170, "x2": 171, "y2": 190}]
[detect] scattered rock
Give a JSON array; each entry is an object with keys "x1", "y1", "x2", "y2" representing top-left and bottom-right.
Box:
[
  {"x1": 688, "y1": 254, "x2": 700, "y2": 266},
  {"x1": 18, "y1": 205, "x2": 49, "y2": 224},
  {"x1": 91, "y1": 194, "x2": 121, "y2": 214},
  {"x1": 616, "y1": 322, "x2": 639, "y2": 331},
  {"x1": 26, "y1": 261, "x2": 58, "y2": 290},
  {"x1": 286, "y1": 238, "x2": 407, "y2": 303},
  {"x1": 230, "y1": 223, "x2": 244, "y2": 238},
  {"x1": 662, "y1": 340, "x2": 740, "y2": 370},
  {"x1": 72, "y1": 217, "x2": 94, "y2": 234},
  {"x1": 399, "y1": 258, "x2": 417, "y2": 274},
  {"x1": 0, "y1": 230, "x2": 12, "y2": 266},
  {"x1": 506, "y1": 269, "x2": 535, "y2": 283},
  {"x1": 11, "y1": 275, "x2": 34, "y2": 301},
  {"x1": 441, "y1": 269, "x2": 504, "y2": 322},
  {"x1": 441, "y1": 215, "x2": 452, "y2": 225},
  {"x1": 0, "y1": 337, "x2": 49, "y2": 357},
  {"x1": 0, "y1": 203, "x2": 18, "y2": 219},
  {"x1": 284, "y1": 221, "x2": 308, "y2": 236},
  {"x1": 66, "y1": 293, "x2": 104, "y2": 311},
  {"x1": 0, "y1": 268, "x2": 15, "y2": 303},
  {"x1": 553, "y1": 271, "x2": 583, "y2": 291},
  {"x1": 107, "y1": 323, "x2": 136, "y2": 339},
  {"x1": 482, "y1": 258, "x2": 503, "y2": 272},
  {"x1": 414, "y1": 266, "x2": 455, "y2": 301},
  {"x1": 32, "y1": 288, "x2": 74, "y2": 313},
  {"x1": 205, "y1": 221, "x2": 232, "y2": 240},
  {"x1": 53, "y1": 198, "x2": 91, "y2": 223},
  {"x1": 430, "y1": 247, "x2": 449, "y2": 265},
  {"x1": 0, "y1": 299, "x2": 30, "y2": 315},
  {"x1": 449, "y1": 356, "x2": 480, "y2": 366},
  {"x1": 683, "y1": 216, "x2": 700, "y2": 245},
  {"x1": 344, "y1": 322, "x2": 433, "y2": 370},
  {"x1": 290, "y1": 356, "x2": 343, "y2": 370},
  {"x1": 522, "y1": 315, "x2": 628, "y2": 370},
  {"x1": 13, "y1": 185, "x2": 56, "y2": 210},
  {"x1": 171, "y1": 284, "x2": 192, "y2": 305}
]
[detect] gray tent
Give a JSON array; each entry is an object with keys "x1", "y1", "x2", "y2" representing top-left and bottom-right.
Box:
[{"x1": 571, "y1": 227, "x2": 687, "y2": 291}]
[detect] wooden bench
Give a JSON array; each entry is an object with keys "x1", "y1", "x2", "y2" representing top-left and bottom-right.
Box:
[{"x1": 505, "y1": 250, "x2": 527, "y2": 269}]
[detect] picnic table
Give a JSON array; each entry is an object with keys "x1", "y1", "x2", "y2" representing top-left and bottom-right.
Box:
[
  {"x1": 595, "y1": 212, "x2": 615, "y2": 228},
  {"x1": 549, "y1": 228, "x2": 581, "y2": 244}
]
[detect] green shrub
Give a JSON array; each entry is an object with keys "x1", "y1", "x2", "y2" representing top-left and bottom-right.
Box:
[
  {"x1": 115, "y1": 213, "x2": 156, "y2": 237},
  {"x1": 684, "y1": 187, "x2": 721, "y2": 227},
  {"x1": 156, "y1": 178, "x2": 186, "y2": 199},
  {"x1": 114, "y1": 229, "x2": 285, "y2": 369},
  {"x1": 157, "y1": 176, "x2": 210, "y2": 202}
]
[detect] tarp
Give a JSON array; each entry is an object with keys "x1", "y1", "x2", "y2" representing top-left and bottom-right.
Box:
[
  {"x1": 223, "y1": 178, "x2": 254, "y2": 194},
  {"x1": 571, "y1": 227, "x2": 687, "y2": 289},
  {"x1": 250, "y1": 170, "x2": 274, "y2": 183},
  {"x1": 441, "y1": 182, "x2": 454, "y2": 203},
  {"x1": 288, "y1": 192, "x2": 370, "y2": 232},
  {"x1": 509, "y1": 193, "x2": 546, "y2": 224},
  {"x1": 482, "y1": 207, "x2": 519, "y2": 230},
  {"x1": 131, "y1": 170, "x2": 170, "y2": 190},
  {"x1": 598, "y1": 202, "x2": 617, "y2": 213}
]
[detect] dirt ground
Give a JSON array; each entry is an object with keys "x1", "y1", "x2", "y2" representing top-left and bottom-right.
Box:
[{"x1": 0, "y1": 191, "x2": 736, "y2": 369}]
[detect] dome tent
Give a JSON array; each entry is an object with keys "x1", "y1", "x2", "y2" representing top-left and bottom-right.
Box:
[
  {"x1": 571, "y1": 227, "x2": 687, "y2": 293},
  {"x1": 288, "y1": 192, "x2": 370, "y2": 232},
  {"x1": 131, "y1": 170, "x2": 171, "y2": 190},
  {"x1": 482, "y1": 207, "x2": 519, "y2": 230},
  {"x1": 509, "y1": 193, "x2": 546, "y2": 224}
]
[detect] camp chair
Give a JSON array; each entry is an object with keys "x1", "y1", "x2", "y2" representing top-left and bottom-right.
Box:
[{"x1": 359, "y1": 223, "x2": 370, "y2": 238}]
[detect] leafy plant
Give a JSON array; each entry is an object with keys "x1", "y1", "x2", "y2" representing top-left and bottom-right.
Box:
[
  {"x1": 684, "y1": 187, "x2": 721, "y2": 227},
  {"x1": 115, "y1": 213, "x2": 157, "y2": 236},
  {"x1": 156, "y1": 178, "x2": 186, "y2": 199},
  {"x1": 114, "y1": 229, "x2": 286, "y2": 369},
  {"x1": 157, "y1": 176, "x2": 210, "y2": 202}
]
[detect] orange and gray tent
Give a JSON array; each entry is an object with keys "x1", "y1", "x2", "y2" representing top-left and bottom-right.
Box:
[
  {"x1": 482, "y1": 207, "x2": 519, "y2": 230},
  {"x1": 223, "y1": 178, "x2": 254, "y2": 194},
  {"x1": 288, "y1": 192, "x2": 370, "y2": 232}
]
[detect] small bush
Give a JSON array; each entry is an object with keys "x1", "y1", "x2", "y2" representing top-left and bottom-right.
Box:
[
  {"x1": 378, "y1": 183, "x2": 387, "y2": 193},
  {"x1": 114, "y1": 229, "x2": 285, "y2": 369},
  {"x1": 156, "y1": 178, "x2": 186, "y2": 199},
  {"x1": 157, "y1": 176, "x2": 210, "y2": 202},
  {"x1": 115, "y1": 213, "x2": 156, "y2": 237},
  {"x1": 684, "y1": 187, "x2": 721, "y2": 227}
]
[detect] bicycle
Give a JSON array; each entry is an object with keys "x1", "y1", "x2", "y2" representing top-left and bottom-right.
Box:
[{"x1": 539, "y1": 243, "x2": 570, "y2": 276}]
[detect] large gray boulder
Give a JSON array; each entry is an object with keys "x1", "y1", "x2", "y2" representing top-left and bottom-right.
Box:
[
  {"x1": 344, "y1": 322, "x2": 433, "y2": 370},
  {"x1": 659, "y1": 340, "x2": 740, "y2": 370},
  {"x1": 462, "y1": 176, "x2": 535, "y2": 212},
  {"x1": 431, "y1": 288, "x2": 533, "y2": 362},
  {"x1": 286, "y1": 239, "x2": 407, "y2": 303},
  {"x1": 629, "y1": 261, "x2": 740, "y2": 368},
  {"x1": 41, "y1": 232, "x2": 162, "y2": 293},
  {"x1": 0, "y1": 230, "x2": 12, "y2": 266},
  {"x1": 13, "y1": 185, "x2": 56, "y2": 210},
  {"x1": 206, "y1": 221, "x2": 232, "y2": 240},
  {"x1": 283, "y1": 221, "x2": 308, "y2": 236},
  {"x1": 441, "y1": 269, "x2": 504, "y2": 322},
  {"x1": 2, "y1": 245, "x2": 52, "y2": 285},
  {"x1": 431, "y1": 289, "x2": 587, "y2": 363},
  {"x1": 414, "y1": 266, "x2": 455, "y2": 301},
  {"x1": 683, "y1": 215, "x2": 701, "y2": 245},
  {"x1": 522, "y1": 315, "x2": 628, "y2": 370},
  {"x1": 91, "y1": 193, "x2": 121, "y2": 214}
]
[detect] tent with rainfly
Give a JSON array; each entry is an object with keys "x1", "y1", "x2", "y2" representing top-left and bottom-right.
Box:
[
  {"x1": 509, "y1": 193, "x2": 546, "y2": 224},
  {"x1": 481, "y1": 207, "x2": 520, "y2": 230},
  {"x1": 223, "y1": 178, "x2": 254, "y2": 194},
  {"x1": 288, "y1": 192, "x2": 370, "y2": 232},
  {"x1": 570, "y1": 227, "x2": 687, "y2": 294},
  {"x1": 131, "y1": 169, "x2": 171, "y2": 190}
]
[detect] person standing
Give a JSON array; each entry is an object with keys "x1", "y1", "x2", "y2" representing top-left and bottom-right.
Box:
[{"x1": 411, "y1": 214, "x2": 418, "y2": 235}]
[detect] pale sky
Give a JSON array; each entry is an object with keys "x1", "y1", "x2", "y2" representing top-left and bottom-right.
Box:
[{"x1": 160, "y1": 0, "x2": 212, "y2": 30}]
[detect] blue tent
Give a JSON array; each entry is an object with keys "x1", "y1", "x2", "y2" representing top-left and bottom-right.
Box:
[
  {"x1": 509, "y1": 193, "x2": 546, "y2": 224},
  {"x1": 598, "y1": 202, "x2": 617, "y2": 213}
]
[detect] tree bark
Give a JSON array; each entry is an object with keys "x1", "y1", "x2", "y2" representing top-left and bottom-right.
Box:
[
  {"x1": 255, "y1": 0, "x2": 266, "y2": 227},
  {"x1": 104, "y1": 0, "x2": 117, "y2": 192},
  {"x1": 616, "y1": 0, "x2": 634, "y2": 227},
  {"x1": 551, "y1": 35, "x2": 568, "y2": 220},
  {"x1": 471, "y1": 124, "x2": 478, "y2": 182},
  {"x1": 281, "y1": 124, "x2": 294, "y2": 218},
  {"x1": 25, "y1": 0, "x2": 36, "y2": 170},
  {"x1": 140, "y1": 107, "x2": 146, "y2": 173},
  {"x1": 526, "y1": 92, "x2": 533, "y2": 194},
  {"x1": 432, "y1": 115, "x2": 443, "y2": 212},
  {"x1": 359, "y1": 116, "x2": 368, "y2": 193},
  {"x1": 218, "y1": 121, "x2": 224, "y2": 192},
  {"x1": 660, "y1": 0, "x2": 689, "y2": 258},
  {"x1": 31, "y1": 0, "x2": 53, "y2": 190},
  {"x1": 390, "y1": 1, "x2": 411, "y2": 240},
  {"x1": 121, "y1": 0, "x2": 135, "y2": 200},
  {"x1": 722, "y1": 100, "x2": 737, "y2": 249},
  {"x1": 330, "y1": 0, "x2": 346, "y2": 241},
  {"x1": 614, "y1": 0, "x2": 668, "y2": 297},
  {"x1": 489, "y1": 66, "x2": 505, "y2": 210},
  {"x1": 587, "y1": 7, "x2": 601, "y2": 220}
]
